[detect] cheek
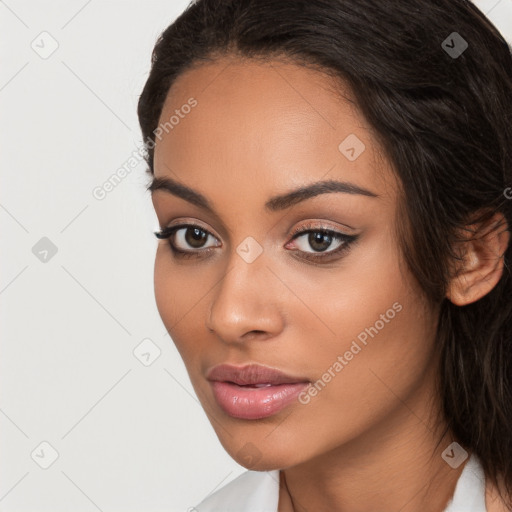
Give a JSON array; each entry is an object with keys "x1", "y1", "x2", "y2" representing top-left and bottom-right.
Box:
[
  {"x1": 153, "y1": 247, "x2": 177, "y2": 325},
  {"x1": 291, "y1": 301, "x2": 437, "y2": 455},
  {"x1": 283, "y1": 223, "x2": 410, "y2": 349},
  {"x1": 153, "y1": 247, "x2": 206, "y2": 360},
  {"x1": 281, "y1": 227, "x2": 436, "y2": 429}
]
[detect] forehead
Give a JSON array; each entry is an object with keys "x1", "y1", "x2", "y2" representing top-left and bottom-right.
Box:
[{"x1": 153, "y1": 56, "x2": 396, "y2": 208}]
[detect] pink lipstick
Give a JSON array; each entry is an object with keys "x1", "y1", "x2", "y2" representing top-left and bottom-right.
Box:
[{"x1": 207, "y1": 363, "x2": 310, "y2": 420}]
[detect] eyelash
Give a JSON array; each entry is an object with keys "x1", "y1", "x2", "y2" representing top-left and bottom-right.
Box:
[{"x1": 153, "y1": 221, "x2": 359, "y2": 263}]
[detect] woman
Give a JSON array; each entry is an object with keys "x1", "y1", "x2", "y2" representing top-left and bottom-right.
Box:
[{"x1": 137, "y1": 0, "x2": 512, "y2": 510}]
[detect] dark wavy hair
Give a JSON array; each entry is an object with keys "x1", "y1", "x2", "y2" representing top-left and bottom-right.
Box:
[{"x1": 137, "y1": 0, "x2": 512, "y2": 504}]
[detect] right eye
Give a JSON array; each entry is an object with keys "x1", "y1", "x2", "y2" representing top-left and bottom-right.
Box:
[{"x1": 154, "y1": 223, "x2": 221, "y2": 257}]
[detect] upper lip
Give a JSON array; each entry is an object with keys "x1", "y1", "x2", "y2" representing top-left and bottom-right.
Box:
[{"x1": 206, "y1": 363, "x2": 309, "y2": 386}]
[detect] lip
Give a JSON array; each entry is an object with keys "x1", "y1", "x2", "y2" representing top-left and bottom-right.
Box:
[
  {"x1": 207, "y1": 363, "x2": 309, "y2": 386},
  {"x1": 207, "y1": 363, "x2": 310, "y2": 420}
]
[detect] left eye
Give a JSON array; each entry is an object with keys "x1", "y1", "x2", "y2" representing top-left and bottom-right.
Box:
[{"x1": 290, "y1": 230, "x2": 348, "y2": 253}]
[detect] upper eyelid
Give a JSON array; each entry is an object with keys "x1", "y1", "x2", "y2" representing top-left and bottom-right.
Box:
[
  {"x1": 157, "y1": 208, "x2": 357, "y2": 239},
  {"x1": 290, "y1": 220, "x2": 352, "y2": 236},
  {"x1": 163, "y1": 221, "x2": 348, "y2": 234},
  {"x1": 166, "y1": 220, "x2": 220, "y2": 236}
]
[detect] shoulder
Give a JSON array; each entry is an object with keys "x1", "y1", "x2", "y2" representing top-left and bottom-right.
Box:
[{"x1": 193, "y1": 469, "x2": 280, "y2": 512}]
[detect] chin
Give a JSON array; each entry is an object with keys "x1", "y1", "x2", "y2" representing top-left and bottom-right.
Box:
[
  {"x1": 234, "y1": 455, "x2": 287, "y2": 472},
  {"x1": 224, "y1": 441, "x2": 304, "y2": 471}
]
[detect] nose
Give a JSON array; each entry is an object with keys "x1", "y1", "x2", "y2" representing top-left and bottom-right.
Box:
[{"x1": 205, "y1": 248, "x2": 285, "y2": 344}]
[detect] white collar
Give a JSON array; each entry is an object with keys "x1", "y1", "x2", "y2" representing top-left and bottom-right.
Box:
[
  {"x1": 444, "y1": 453, "x2": 486, "y2": 512},
  {"x1": 195, "y1": 453, "x2": 486, "y2": 511}
]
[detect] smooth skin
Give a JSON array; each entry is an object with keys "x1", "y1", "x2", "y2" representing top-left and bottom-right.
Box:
[{"x1": 150, "y1": 56, "x2": 510, "y2": 511}]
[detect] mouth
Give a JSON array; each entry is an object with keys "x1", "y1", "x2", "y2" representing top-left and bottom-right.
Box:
[{"x1": 206, "y1": 363, "x2": 310, "y2": 420}]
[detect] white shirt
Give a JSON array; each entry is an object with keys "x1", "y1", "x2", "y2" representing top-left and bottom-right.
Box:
[{"x1": 194, "y1": 453, "x2": 486, "y2": 511}]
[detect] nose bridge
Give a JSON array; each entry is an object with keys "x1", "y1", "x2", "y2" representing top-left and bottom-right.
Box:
[{"x1": 206, "y1": 239, "x2": 283, "y2": 340}]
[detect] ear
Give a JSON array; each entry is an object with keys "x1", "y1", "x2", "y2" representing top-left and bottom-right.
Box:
[{"x1": 446, "y1": 211, "x2": 510, "y2": 306}]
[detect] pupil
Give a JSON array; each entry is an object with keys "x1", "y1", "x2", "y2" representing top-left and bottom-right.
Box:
[
  {"x1": 309, "y1": 232, "x2": 331, "y2": 252},
  {"x1": 186, "y1": 227, "x2": 207, "y2": 248}
]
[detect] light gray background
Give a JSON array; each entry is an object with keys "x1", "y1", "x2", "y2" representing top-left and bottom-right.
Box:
[{"x1": 1, "y1": 1, "x2": 511, "y2": 511}]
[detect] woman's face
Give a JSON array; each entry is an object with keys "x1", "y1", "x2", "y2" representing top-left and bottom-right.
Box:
[{"x1": 151, "y1": 56, "x2": 440, "y2": 470}]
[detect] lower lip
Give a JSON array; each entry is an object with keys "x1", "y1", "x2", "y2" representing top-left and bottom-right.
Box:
[{"x1": 209, "y1": 381, "x2": 310, "y2": 420}]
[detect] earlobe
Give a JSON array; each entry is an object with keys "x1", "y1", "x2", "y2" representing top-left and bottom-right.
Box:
[{"x1": 446, "y1": 212, "x2": 510, "y2": 307}]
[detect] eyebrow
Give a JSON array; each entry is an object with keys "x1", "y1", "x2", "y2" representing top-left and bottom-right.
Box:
[{"x1": 147, "y1": 175, "x2": 379, "y2": 214}]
